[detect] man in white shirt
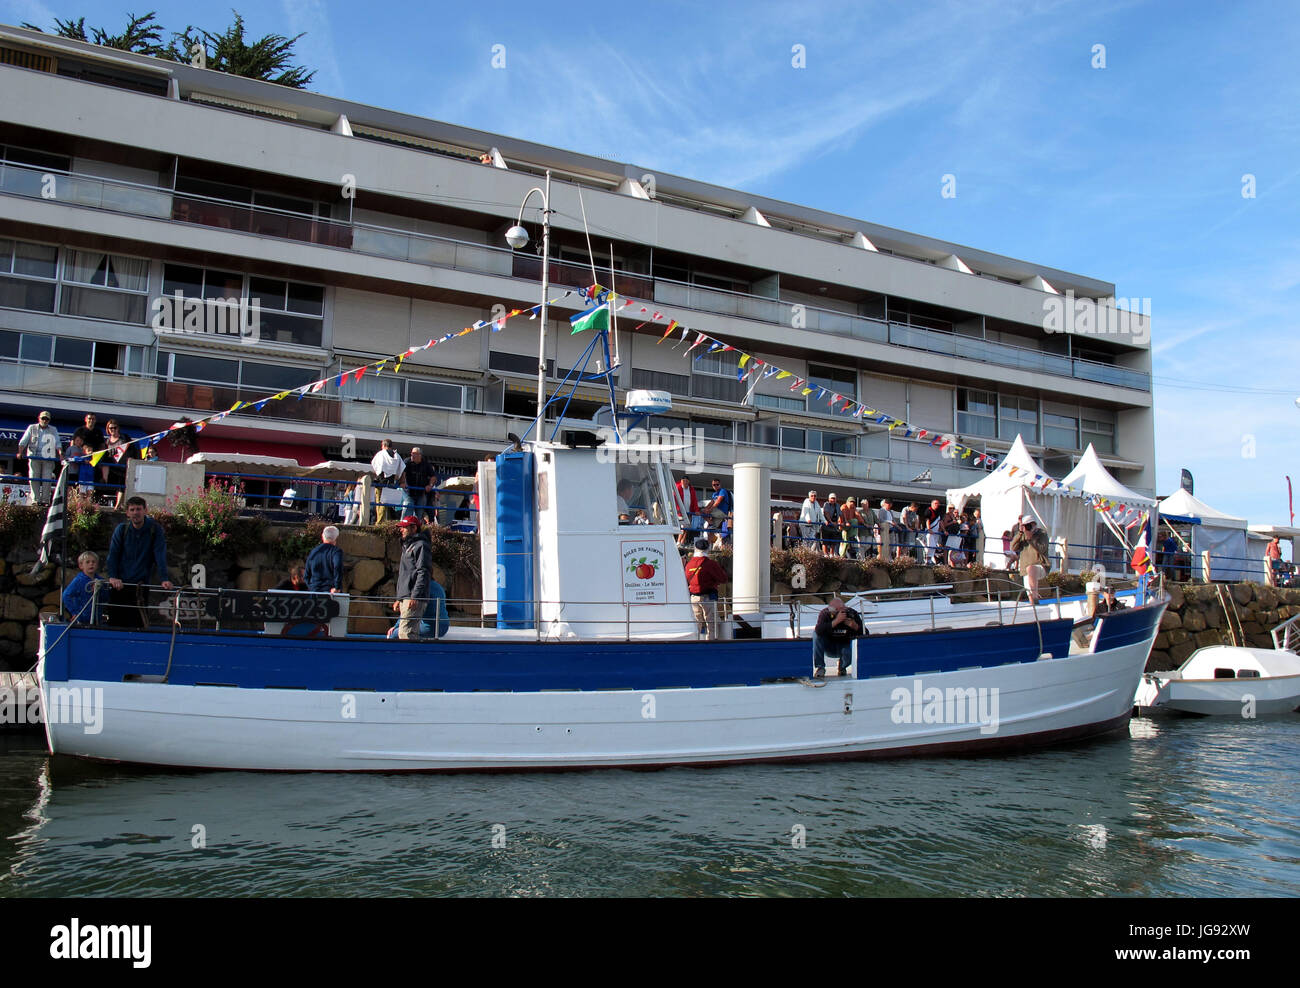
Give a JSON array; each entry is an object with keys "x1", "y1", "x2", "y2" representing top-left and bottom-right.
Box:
[
  {"x1": 370, "y1": 439, "x2": 405, "y2": 524},
  {"x1": 18, "y1": 410, "x2": 63, "y2": 506},
  {"x1": 798, "y1": 490, "x2": 821, "y2": 550},
  {"x1": 875, "y1": 498, "x2": 895, "y2": 560}
]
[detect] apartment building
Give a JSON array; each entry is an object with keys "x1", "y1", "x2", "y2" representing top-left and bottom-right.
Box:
[{"x1": 0, "y1": 25, "x2": 1155, "y2": 508}]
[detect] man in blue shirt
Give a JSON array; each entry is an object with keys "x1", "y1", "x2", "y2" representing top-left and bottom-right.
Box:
[
  {"x1": 305, "y1": 525, "x2": 344, "y2": 593},
  {"x1": 106, "y1": 496, "x2": 173, "y2": 628},
  {"x1": 703, "y1": 478, "x2": 733, "y2": 544}
]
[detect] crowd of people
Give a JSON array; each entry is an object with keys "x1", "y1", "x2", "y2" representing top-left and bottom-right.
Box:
[
  {"x1": 60, "y1": 504, "x2": 450, "y2": 640},
  {"x1": 786, "y1": 491, "x2": 989, "y2": 567},
  {"x1": 14, "y1": 410, "x2": 145, "y2": 509}
]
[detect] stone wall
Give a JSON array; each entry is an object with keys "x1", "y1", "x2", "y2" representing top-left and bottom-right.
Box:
[
  {"x1": 0, "y1": 519, "x2": 483, "y2": 670},
  {"x1": 1148, "y1": 583, "x2": 1299, "y2": 671},
  {"x1": 5, "y1": 524, "x2": 1292, "y2": 673}
]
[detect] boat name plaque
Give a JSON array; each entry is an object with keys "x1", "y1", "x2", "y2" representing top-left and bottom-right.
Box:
[{"x1": 206, "y1": 591, "x2": 340, "y2": 622}]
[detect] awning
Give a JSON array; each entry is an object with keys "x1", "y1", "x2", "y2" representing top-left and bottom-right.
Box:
[{"x1": 192, "y1": 437, "x2": 325, "y2": 465}]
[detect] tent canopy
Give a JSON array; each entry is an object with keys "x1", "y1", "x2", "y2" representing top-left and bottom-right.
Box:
[
  {"x1": 1058, "y1": 445, "x2": 1154, "y2": 506},
  {"x1": 948, "y1": 435, "x2": 1049, "y2": 510},
  {"x1": 1158, "y1": 489, "x2": 1247, "y2": 530}
]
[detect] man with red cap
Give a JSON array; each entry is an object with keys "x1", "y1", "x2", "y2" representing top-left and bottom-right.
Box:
[{"x1": 392, "y1": 515, "x2": 431, "y2": 639}]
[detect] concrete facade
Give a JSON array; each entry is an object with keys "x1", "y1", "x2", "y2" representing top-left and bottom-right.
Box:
[{"x1": 0, "y1": 24, "x2": 1154, "y2": 503}]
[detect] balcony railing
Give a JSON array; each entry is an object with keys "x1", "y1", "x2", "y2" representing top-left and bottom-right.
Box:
[{"x1": 1, "y1": 160, "x2": 1151, "y2": 392}]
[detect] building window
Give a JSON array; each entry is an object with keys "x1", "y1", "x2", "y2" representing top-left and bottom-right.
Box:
[
  {"x1": 999, "y1": 395, "x2": 1038, "y2": 443},
  {"x1": 957, "y1": 389, "x2": 997, "y2": 438},
  {"x1": 1043, "y1": 412, "x2": 1079, "y2": 449},
  {"x1": 813, "y1": 430, "x2": 856, "y2": 455},
  {"x1": 806, "y1": 364, "x2": 856, "y2": 398},
  {"x1": 0, "y1": 238, "x2": 57, "y2": 312},
  {"x1": 781, "y1": 427, "x2": 806, "y2": 450},
  {"x1": 693, "y1": 350, "x2": 740, "y2": 377},
  {"x1": 407, "y1": 379, "x2": 469, "y2": 411},
  {"x1": 60, "y1": 249, "x2": 150, "y2": 323},
  {"x1": 160, "y1": 266, "x2": 326, "y2": 348},
  {"x1": 629, "y1": 367, "x2": 689, "y2": 395},
  {"x1": 753, "y1": 393, "x2": 805, "y2": 412},
  {"x1": 1081, "y1": 416, "x2": 1115, "y2": 454}
]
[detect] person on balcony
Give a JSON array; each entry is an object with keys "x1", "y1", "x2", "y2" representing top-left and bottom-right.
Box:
[
  {"x1": 821, "y1": 493, "x2": 841, "y2": 557},
  {"x1": 17, "y1": 410, "x2": 62, "y2": 506},
  {"x1": 370, "y1": 439, "x2": 405, "y2": 524},
  {"x1": 799, "y1": 490, "x2": 821, "y2": 549},
  {"x1": 840, "y1": 497, "x2": 863, "y2": 559},
  {"x1": 403, "y1": 446, "x2": 436, "y2": 523},
  {"x1": 875, "y1": 498, "x2": 895, "y2": 560}
]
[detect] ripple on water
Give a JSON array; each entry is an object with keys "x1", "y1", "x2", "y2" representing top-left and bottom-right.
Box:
[{"x1": 0, "y1": 717, "x2": 1297, "y2": 897}]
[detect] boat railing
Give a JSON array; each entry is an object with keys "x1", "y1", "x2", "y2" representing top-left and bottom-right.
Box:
[{"x1": 1270, "y1": 612, "x2": 1300, "y2": 653}]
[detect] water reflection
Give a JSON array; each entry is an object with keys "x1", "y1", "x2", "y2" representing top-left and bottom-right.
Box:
[{"x1": 0, "y1": 718, "x2": 1296, "y2": 897}]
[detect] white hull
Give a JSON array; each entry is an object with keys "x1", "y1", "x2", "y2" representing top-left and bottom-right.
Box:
[
  {"x1": 1135, "y1": 644, "x2": 1300, "y2": 716},
  {"x1": 43, "y1": 638, "x2": 1150, "y2": 771},
  {"x1": 1140, "y1": 675, "x2": 1300, "y2": 716}
]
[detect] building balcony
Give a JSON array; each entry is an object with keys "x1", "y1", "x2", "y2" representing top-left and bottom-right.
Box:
[
  {"x1": 1, "y1": 159, "x2": 1151, "y2": 394},
  {"x1": 1, "y1": 355, "x2": 987, "y2": 493}
]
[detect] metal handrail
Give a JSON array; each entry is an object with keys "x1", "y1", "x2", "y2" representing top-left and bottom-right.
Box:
[{"x1": 1270, "y1": 612, "x2": 1300, "y2": 653}]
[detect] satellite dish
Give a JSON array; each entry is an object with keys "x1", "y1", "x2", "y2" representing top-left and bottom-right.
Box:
[{"x1": 626, "y1": 390, "x2": 672, "y2": 415}]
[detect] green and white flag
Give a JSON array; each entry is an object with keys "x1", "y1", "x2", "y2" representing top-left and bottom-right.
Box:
[{"x1": 569, "y1": 302, "x2": 610, "y2": 335}]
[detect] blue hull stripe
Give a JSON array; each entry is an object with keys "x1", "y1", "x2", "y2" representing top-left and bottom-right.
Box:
[
  {"x1": 1091, "y1": 603, "x2": 1165, "y2": 652},
  {"x1": 43, "y1": 618, "x2": 1079, "y2": 693}
]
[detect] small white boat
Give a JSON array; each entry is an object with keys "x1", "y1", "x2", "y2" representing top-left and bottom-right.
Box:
[{"x1": 1134, "y1": 615, "x2": 1300, "y2": 716}]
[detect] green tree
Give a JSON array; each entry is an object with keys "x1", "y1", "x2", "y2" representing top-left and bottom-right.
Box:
[
  {"x1": 22, "y1": 9, "x2": 315, "y2": 89},
  {"x1": 23, "y1": 11, "x2": 169, "y2": 56},
  {"x1": 168, "y1": 11, "x2": 315, "y2": 89}
]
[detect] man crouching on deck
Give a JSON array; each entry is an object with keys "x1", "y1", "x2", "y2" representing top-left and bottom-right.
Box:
[
  {"x1": 812, "y1": 598, "x2": 865, "y2": 678},
  {"x1": 392, "y1": 515, "x2": 431, "y2": 639}
]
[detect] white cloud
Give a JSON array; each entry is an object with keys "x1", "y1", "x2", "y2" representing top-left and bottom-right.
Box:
[{"x1": 279, "y1": 0, "x2": 343, "y2": 95}]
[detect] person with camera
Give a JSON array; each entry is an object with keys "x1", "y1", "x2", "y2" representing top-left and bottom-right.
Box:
[{"x1": 1011, "y1": 514, "x2": 1050, "y2": 604}]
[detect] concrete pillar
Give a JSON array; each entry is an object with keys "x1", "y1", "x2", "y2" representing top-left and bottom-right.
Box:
[{"x1": 733, "y1": 462, "x2": 770, "y2": 612}]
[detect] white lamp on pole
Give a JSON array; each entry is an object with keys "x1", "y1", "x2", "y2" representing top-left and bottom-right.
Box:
[{"x1": 505, "y1": 171, "x2": 552, "y2": 422}]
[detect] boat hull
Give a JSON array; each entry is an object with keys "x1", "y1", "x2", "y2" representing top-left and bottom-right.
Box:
[
  {"x1": 40, "y1": 631, "x2": 1157, "y2": 772},
  {"x1": 1146, "y1": 675, "x2": 1300, "y2": 716}
]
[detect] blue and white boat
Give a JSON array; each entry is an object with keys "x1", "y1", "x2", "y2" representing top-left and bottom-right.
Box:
[
  {"x1": 37, "y1": 303, "x2": 1164, "y2": 771},
  {"x1": 36, "y1": 431, "x2": 1166, "y2": 771}
]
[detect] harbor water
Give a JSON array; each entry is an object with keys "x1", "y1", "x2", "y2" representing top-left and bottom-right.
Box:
[{"x1": 1, "y1": 715, "x2": 1297, "y2": 897}]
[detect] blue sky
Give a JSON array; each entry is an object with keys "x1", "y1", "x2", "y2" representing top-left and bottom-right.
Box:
[{"x1": 6, "y1": 0, "x2": 1298, "y2": 526}]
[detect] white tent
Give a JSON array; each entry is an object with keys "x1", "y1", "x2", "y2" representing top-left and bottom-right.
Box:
[
  {"x1": 948, "y1": 437, "x2": 1154, "y2": 574},
  {"x1": 1158, "y1": 489, "x2": 1261, "y2": 582},
  {"x1": 1054, "y1": 445, "x2": 1154, "y2": 576},
  {"x1": 948, "y1": 435, "x2": 1057, "y2": 569}
]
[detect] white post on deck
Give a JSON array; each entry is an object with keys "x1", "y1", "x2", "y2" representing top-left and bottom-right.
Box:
[{"x1": 733, "y1": 462, "x2": 771, "y2": 613}]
